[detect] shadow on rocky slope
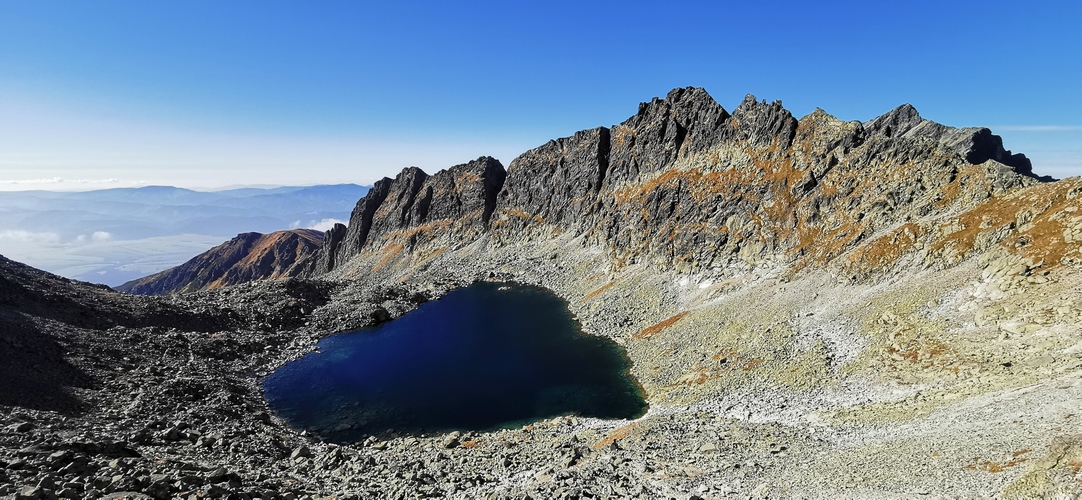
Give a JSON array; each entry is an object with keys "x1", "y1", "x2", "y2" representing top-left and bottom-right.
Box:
[{"x1": 0, "y1": 309, "x2": 89, "y2": 413}]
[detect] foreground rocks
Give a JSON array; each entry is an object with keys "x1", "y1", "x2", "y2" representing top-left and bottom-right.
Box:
[{"x1": 4, "y1": 229, "x2": 1082, "y2": 498}]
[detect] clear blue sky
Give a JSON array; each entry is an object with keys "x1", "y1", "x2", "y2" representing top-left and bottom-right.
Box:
[{"x1": 1, "y1": 0, "x2": 1079, "y2": 190}]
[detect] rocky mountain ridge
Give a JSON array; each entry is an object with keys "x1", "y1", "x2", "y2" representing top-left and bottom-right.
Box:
[
  {"x1": 131, "y1": 88, "x2": 1052, "y2": 294},
  {"x1": 117, "y1": 229, "x2": 323, "y2": 295},
  {"x1": 307, "y1": 87, "x2": 1047, "y2": 281}
]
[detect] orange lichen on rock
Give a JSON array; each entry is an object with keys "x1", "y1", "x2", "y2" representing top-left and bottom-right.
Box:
[
  {"x1": 612, "y1": 125, "x2": 633, "y2": 148},
  {"x1": 633, "y1": 311, "x2": 689, "y2": 340}
]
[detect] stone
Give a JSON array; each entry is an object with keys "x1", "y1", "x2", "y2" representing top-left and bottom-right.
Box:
[
  {"x1": 441, "y1": 432, "x2": 462, "y2": 449},
  {"x1": 291, "y1": 445, "x2": 314, "y2": 459}
]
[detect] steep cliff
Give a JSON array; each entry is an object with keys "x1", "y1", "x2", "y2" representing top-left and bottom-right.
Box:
[{"x1": 117, "y1": 229, "x2": 323, "y2": 295}]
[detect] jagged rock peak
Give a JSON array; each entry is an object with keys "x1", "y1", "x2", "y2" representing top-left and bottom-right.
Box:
[
  {"x1": 305, "y1": 156, "x2": 507, "y2": 275},
  {"x1": 301, "y1": 86, "x2": 1045, "y2": 280},
  {"x1": 602, "y1": 87, "x2": 730, "y2": 186},
  {"x1": 727, "y1": 94, "x2": 799, "y2": 148},
  {"x1": 861, "y1": 102, "x2": 1038, "y2": 178},
  {"x1": 864, "y1": 103, "x2": 923, "y2": 138}
]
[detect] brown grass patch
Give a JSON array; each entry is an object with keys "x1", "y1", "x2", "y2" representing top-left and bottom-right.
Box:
[
  {"x1": 888, "y1": 339, "x2": 949, "y2": 364},
  {"x1": 929, "y1": 178, "x2": 1082, "y2": 267},
  {"x1": 847, "y1": 223, "x2": 922, "y2": 271},
  {"x1": 633, "y1": 311, "x2": 689, "y2": 340},
  {"x1": 371, "y1": 243, "x2": 404, "y2": 273},
  {"x1": 965, "y1": 451, "x2": 1031, "y2": 473},
  {"x1": 584, "y1": 281, "x2": 617, "y2": 301},
  {"x1": 501, "y1": 208, "x2": 546, "y2": 224},
  {"x1": 592, "y1": 422, "x2": 638, "y2": 450},
  {"x1": 740, "y1": 358, "x2": 764, "y2": 371}
]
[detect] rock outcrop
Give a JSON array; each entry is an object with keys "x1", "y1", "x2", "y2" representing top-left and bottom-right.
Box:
[
  {"x1": 117, "y1": 229, "x2": 324, "y2": 295},
  {"x1": 306, "y1": 156, "x2": 506, "y2": 275}
]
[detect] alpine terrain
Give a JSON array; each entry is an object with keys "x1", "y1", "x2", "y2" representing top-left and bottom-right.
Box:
[{"x1": 2, "y1": 88, "x2": 1081, "y2": 499}]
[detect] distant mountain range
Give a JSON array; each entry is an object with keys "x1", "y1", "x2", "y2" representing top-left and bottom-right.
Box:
[{"x1": 0, "y1": 184, "x2": 368, "y2": 286}]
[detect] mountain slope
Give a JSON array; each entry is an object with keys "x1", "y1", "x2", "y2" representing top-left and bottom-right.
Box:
[{"x1": 116, "y1": 229, "x2": 324, "y2": 295}]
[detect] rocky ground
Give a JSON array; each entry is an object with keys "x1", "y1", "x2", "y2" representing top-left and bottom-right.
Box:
[{"x1": 3, "y1": 226, "x2": 1082, "y2": 499}]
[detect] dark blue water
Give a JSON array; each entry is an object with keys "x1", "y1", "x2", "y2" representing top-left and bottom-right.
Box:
[{"x1": 263, "y1": 282, "x2": 647, "y2": 442}]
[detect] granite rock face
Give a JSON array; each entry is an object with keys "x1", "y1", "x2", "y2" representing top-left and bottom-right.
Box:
[
  {"x1": 308, "y1": 157, "x2": 506, "y2": 274},
  {"x1": 319, "y1": 87, "x2": 1038, "y2": 277},
  {"x1": 495, "y1": 127, "x2": 610, "y2": 233},
  {"x1": 299, "y1": 87, "x2": 1044, "y2": 279},
  {"x1": 117, "y1": 229, "x2": 324, "y2": 295}
]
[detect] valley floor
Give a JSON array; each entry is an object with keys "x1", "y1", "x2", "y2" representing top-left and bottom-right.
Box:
[{"x1": 2, "y1": 236, "x2": 1081, "y2": 499}]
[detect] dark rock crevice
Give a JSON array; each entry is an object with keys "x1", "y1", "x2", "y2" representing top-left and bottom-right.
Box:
[
  {"x1": 480, "y1": 157, "x2": 507, "y2": 227},
  {"x1": 596, "y1": 127, "x2": 611, "y2": 193}
]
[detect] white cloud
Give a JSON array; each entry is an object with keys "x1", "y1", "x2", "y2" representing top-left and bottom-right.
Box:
[
  {"x1": 307, "y1": 218, "x2": 346, "y2": 232},
  {"x1": 0, "y1": 177, "x2": 63, "y2": 184},
  {"x1": 0, "y1": 177, "x2": 145, "y2": 192},
  {"x1": 289, "y1": 220, "x2": 301, "y2": 229},
  {"x1": 74, "y1": 231, "x2": 113, "y2": 244},
  {"x1": 0, "y1": 177, "x2": 128, "y2": 185}
]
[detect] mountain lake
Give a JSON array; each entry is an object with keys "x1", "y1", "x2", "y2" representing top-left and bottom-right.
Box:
[{"x1": 263, "y1": 281, "x2": 647, "y2": 442}]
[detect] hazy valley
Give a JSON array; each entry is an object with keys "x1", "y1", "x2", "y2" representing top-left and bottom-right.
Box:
[{"x1": 0, "y1": 184, "x2": 368, "y2": 286}]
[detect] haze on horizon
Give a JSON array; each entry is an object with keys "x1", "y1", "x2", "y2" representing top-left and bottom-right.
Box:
[{"x1": 1, "y1": 0, "x2": 1080, "y2": 191}]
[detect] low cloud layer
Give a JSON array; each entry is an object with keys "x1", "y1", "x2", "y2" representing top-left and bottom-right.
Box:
[
  {"x1": 75, "y1": 231, "x2": 113, "y2": 243},
  {"x1": 0, "y1": 230, "x2": 61, "y2": 244}
]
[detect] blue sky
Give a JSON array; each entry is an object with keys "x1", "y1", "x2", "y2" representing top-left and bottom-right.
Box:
[{"x1": 1, "y1": 0, "x2": 1079, "y2": 190}]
